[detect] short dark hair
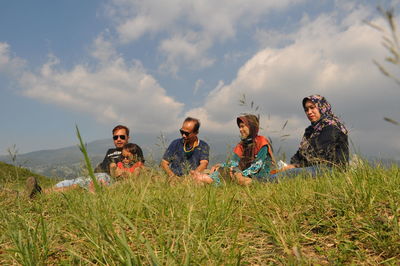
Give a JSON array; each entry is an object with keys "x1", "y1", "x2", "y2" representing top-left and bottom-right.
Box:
[
  {"x1": 112, "y1": 125, "x2": 130, "y2": 136},
  {"x1": 184, "y1": 117, "x2": 200, "y2": 133}
]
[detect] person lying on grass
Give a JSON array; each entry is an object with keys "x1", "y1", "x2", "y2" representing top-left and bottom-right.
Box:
[
  {"x1": 193, "y1": 114, "x2": 275, "y2": 186},
  {"x1": 25, "y1": 142, "x2": 145, "y2": 197},
  {"x1": 271, "y1": 94, "x2": 349, "y2": 178}
]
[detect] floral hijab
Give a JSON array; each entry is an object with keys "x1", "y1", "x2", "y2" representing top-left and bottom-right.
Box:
[{"x1": 298, "y1": 95, "x2": 348, "y2": 157}]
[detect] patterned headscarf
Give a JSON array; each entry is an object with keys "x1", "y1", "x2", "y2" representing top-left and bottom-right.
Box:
[
  {"x1": 302, "y1": 95, "x2": 348, "y2": 135},
  {"x1": 298, "y1": 95, "x2": 348, "y2": 161}
]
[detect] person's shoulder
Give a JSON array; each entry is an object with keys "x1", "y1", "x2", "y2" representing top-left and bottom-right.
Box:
[
  {"x1": 255, "y1": 135, "x2": 269, "y2": 143},
  {"x1": 198, "y1": 139, "x2": 210, "y2": 148},
  {"x1": 105, "y1": 148, "x2": 119, "y2": 155},
  {"x1": 317, "y1": 125, "x2": 348, "y2": 145},
  {"x1": 254, "y1": 136, "x2": 272, "y2": 155},
  {"x1": 321, "y1": 124, "x2": 345, "y2": 135},
  {"x1": 167, "y1": 138, "x2": 183, "y2": 149},
  {"x1": 170, "y1": 138, "x2": 182, "y2": 144},
  {"x1": 304, "y1": 125, "x2": 314, "y2": 135}
]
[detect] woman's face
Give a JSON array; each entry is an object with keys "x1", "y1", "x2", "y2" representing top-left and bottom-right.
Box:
[
  {"x1": 122, "y1": 149, "x2": 134, "y2": 163},
  {"x1": 304, "y1": 100, "x2": 321, "y2": 122},
  {"x1": 239, "y1": 122, "x2": 250, "y2": 139}
]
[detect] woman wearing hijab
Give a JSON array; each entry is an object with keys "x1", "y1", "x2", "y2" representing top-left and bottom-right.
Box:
[
  {"x1": 193, "y1": 114, "x2": 275, "y2": 185},
  {"x1": 277, "y1": 94, "x2": 349, "y2": 176}
]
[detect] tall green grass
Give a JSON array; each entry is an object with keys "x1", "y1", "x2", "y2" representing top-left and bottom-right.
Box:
[{"x1": 0, "y1": 160, "x2": 399, "y2": 264}]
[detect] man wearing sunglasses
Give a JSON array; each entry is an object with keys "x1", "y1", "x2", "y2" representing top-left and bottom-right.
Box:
[
  {"x1": 95, "y1": 125, "x2": 141, "y2": 174},
  {"x1": 26, "y1": 124, "x2": 145, "y2": 198},
  {"x1": 161, "y1": 117, "x2": 209, "y2": 178}
]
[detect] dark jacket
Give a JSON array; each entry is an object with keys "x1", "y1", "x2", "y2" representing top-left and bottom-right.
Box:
[{"x1": 290, "y1": 125, "x2": 349, "y2": 167}]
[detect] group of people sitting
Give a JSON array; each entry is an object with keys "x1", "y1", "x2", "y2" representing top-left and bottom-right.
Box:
[{"x1": 26, "y1": 94, "x2": 349, "y2": 197}]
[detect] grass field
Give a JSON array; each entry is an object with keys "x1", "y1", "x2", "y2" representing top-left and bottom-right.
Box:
[{"x1": 0, "y1": 159, "x2": 399, "y2": 265}]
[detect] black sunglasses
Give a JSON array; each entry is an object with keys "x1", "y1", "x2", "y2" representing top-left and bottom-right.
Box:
[
  {"x1": 179, "y1": 129, "x2": 191, "y2": 137},
  {"x1": 113, "y1": 135, "x2": 126, "y2": 140}
]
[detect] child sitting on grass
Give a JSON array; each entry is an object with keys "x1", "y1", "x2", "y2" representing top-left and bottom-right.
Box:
[
  {"x1": 25, "y1": 143, "x2": 145, "y2": 197},
  {"x1": 109, "y1": 143, "x2": 144, "y2": 180}
]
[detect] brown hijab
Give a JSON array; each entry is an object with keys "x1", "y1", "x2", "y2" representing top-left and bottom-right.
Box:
[{"x1": 236, "y1": 114, "x2": 260, "y2": 170}]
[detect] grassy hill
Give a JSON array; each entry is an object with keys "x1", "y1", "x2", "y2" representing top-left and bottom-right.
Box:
[
  {"x1": 0, "y1": 139, "x2": 113, "y2": 179},
  {"x1": 0, "y1": 161, "x2": 56, "y2": 190},
  {"x1": 0, "y1": 160, "x2": 399, "y2": 264}
]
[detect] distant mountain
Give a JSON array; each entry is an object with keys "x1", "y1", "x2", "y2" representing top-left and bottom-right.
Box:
[
  {"x1": 2, "y1": 133, "x2": 397, "y2": 179},
  {"x1": 0, "y1": 139, "x2": 111, "y2": 178},
  {"x1": 0, "y1": 133, "x2": 240, "y2": 179}
]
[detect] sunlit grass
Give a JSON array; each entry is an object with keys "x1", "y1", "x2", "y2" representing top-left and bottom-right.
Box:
[{"x1": 0, "y1": 159, "x2": 399, "y2": 264}]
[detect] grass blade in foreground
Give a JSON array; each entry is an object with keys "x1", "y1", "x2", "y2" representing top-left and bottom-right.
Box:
[{"x1": 75, "y1": 125, "x2": 101, "y2": 193}]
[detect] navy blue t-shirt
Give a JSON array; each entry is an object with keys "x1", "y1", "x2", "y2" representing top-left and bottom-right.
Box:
[{"x1": 162, "y1": 138, "x2": 209, "y2": 176}]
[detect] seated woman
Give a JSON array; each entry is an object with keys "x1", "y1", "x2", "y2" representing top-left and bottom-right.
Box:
[
  {"x1": 26, "y1": 143, "x2": 145, "y2": 197},
  {"x1": 276, "y1": 94, "x2": 349, "y2": 177},
  {"x1": 193, "y1": 114, "x2": 275, "y2": 185}
]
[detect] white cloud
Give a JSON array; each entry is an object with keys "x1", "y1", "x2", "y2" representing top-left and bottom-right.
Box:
[
  {"x1": 2, "y1": 1, "x2": 400, "y2": 158},
  {"x1": 90, "y1": 34, "x2": 118, "y2": 63},
  {"x1": 158, "y1": 33, "x2": 214, "y2": 75},
  {"x1": 1, "y1": 41, "x2": 184, "y2": 133},
  {"x1": 184, "y1": 4, "x2": 400, "y2": 156},
  {"x1": 193, "y1": 79, "x2": 204, "y2": 94},
  {"x1": 109, "y1": 0, "x2": 306, "y2": 40},
  {"x1": 111, "y1": 0, "x2": 185, "y2": 43},
  {"x1": 254, "y1": 29, "x2": 295, "y2": 48},
  {"x1": 117, "y1": 15, "x2": 160, "y2": 44},
  {"x1": 0, "y1": 42, "x2": 25, "y2": 76},
  {"x1": 106, "y1": 0, "x2": 308, "y2": 72}
]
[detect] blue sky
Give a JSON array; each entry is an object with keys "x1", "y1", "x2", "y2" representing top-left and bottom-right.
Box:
[{"x1": 1, "y1": 0, "x2": 400, "y2": 160}]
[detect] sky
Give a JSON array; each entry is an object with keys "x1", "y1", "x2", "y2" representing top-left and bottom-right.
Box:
[{"x1": 1, "y1": 0, "x2": 400, "y2": 160}]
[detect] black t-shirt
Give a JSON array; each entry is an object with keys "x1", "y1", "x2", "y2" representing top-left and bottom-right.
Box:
[
  {"x1": 95, "y1": 145, "x2": 145, "y2": 174},
  {"x1": 95, "y1": 148, "x2": 122, "y2": 174}
]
